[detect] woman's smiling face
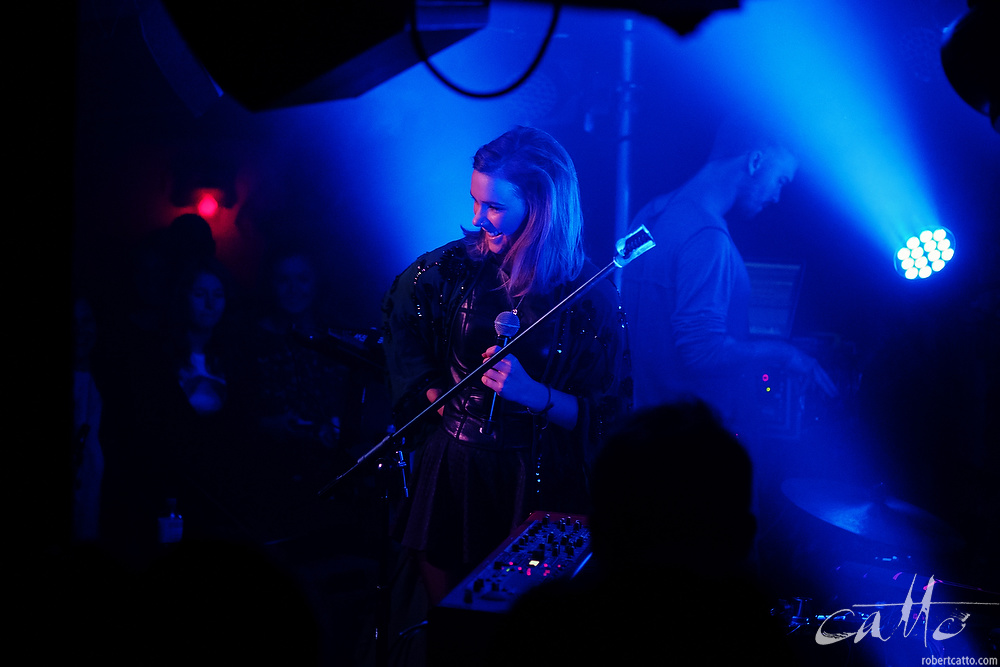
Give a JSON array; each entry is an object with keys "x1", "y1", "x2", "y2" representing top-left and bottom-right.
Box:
[{"x1": 470, "y1": 170, "x2": 527, "y2": 255}]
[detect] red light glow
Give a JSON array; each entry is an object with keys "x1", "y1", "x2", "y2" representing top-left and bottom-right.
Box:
[{"x1": 197, "y1": 192, "x2": 220, "y2": 218}]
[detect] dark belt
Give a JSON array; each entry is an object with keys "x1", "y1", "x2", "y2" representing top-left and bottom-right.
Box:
[{"x1": 440, "y1": 393, "x2": 534, "y2": 451}]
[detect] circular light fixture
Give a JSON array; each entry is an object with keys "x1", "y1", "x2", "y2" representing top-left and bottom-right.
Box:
[{"x1": 894, "y1": 228, "x2": 955, "y2": 280}]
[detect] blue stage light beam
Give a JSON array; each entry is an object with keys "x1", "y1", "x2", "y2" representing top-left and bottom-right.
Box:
[
  {"x1": 300, "y1": 1, "x2": 569, "y2": 278},
  {"x1": 646, "y1": 0, "x2": 948, "y2": 266}
]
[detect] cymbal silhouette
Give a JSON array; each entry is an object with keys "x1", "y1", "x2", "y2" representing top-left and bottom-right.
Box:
[{"x1": 781, "y1": 478, "x2": 964, "y2": 553}]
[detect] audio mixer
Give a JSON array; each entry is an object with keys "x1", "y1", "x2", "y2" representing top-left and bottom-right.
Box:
[
  {"x1": 428, "y1": 511, "x2": 593, "y2": 665},
  {"x1": 440, "y1": 511, "x2": 592, "y2": 612}
]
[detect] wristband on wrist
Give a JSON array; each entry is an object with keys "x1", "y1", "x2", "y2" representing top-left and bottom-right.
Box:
[{"x1": 527, "y1": 384, "x2": 554, "y2": 417}]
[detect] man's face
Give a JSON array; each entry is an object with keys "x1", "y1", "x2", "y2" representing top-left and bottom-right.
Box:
[
  {"x1": 274, "y1": 255, "x2": 316, "y2": 315},
  {"x1": 731, "y1": 149, "x2": 798, "y2": 220}
]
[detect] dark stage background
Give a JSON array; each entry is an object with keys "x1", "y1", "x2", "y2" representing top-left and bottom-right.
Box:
[{"x1": 50, "y1": 1, "x2": 999, "y2": 664}]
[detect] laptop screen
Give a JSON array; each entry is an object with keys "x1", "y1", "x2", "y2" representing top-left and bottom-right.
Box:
[{"x1": 745, "y1": 262, "x2": 804, "y2": 338}]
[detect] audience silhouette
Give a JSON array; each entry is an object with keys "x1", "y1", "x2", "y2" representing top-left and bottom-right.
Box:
[{"x1": 491, "y1": 401, "x2": 796, "y2": 665}]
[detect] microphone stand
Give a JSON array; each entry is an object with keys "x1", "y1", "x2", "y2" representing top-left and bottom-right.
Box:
[{"x1": 316, "y1": 226, "x2": 654, "y2": 667}]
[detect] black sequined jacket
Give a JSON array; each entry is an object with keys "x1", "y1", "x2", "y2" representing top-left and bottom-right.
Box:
[{"x1": 382, "y1": 239, "x2": 631, "y2": 510}]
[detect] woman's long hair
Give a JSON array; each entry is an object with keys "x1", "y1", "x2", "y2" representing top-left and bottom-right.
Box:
[{"x1": 467, "y1": 126, "x2": 586, "y2": 298}]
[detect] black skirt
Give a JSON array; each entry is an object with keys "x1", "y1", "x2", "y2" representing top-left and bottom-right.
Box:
[{"x1": 400, "y1": 427, "x2": 529, "y2": 571}]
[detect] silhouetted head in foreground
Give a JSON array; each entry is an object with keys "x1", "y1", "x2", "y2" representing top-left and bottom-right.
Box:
[
  {"x1": 589, "y1": 400, "x2": 757, "y2": 576},
  {"x1": 491, "y1": 404, "x2": 795, "y2": 666}
]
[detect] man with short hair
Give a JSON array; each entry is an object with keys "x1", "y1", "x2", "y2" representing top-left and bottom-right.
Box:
[{"x1": 622, "y1": 116, "x2": 837, "y2": 430}]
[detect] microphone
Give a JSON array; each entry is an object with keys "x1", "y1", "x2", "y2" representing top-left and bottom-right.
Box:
[
  {"x1": 480, "y1": 310, "x2": 521, "y2": 434},
  {"x1": 614, "y1": 224, "x2": 656, "y2": 268}
]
